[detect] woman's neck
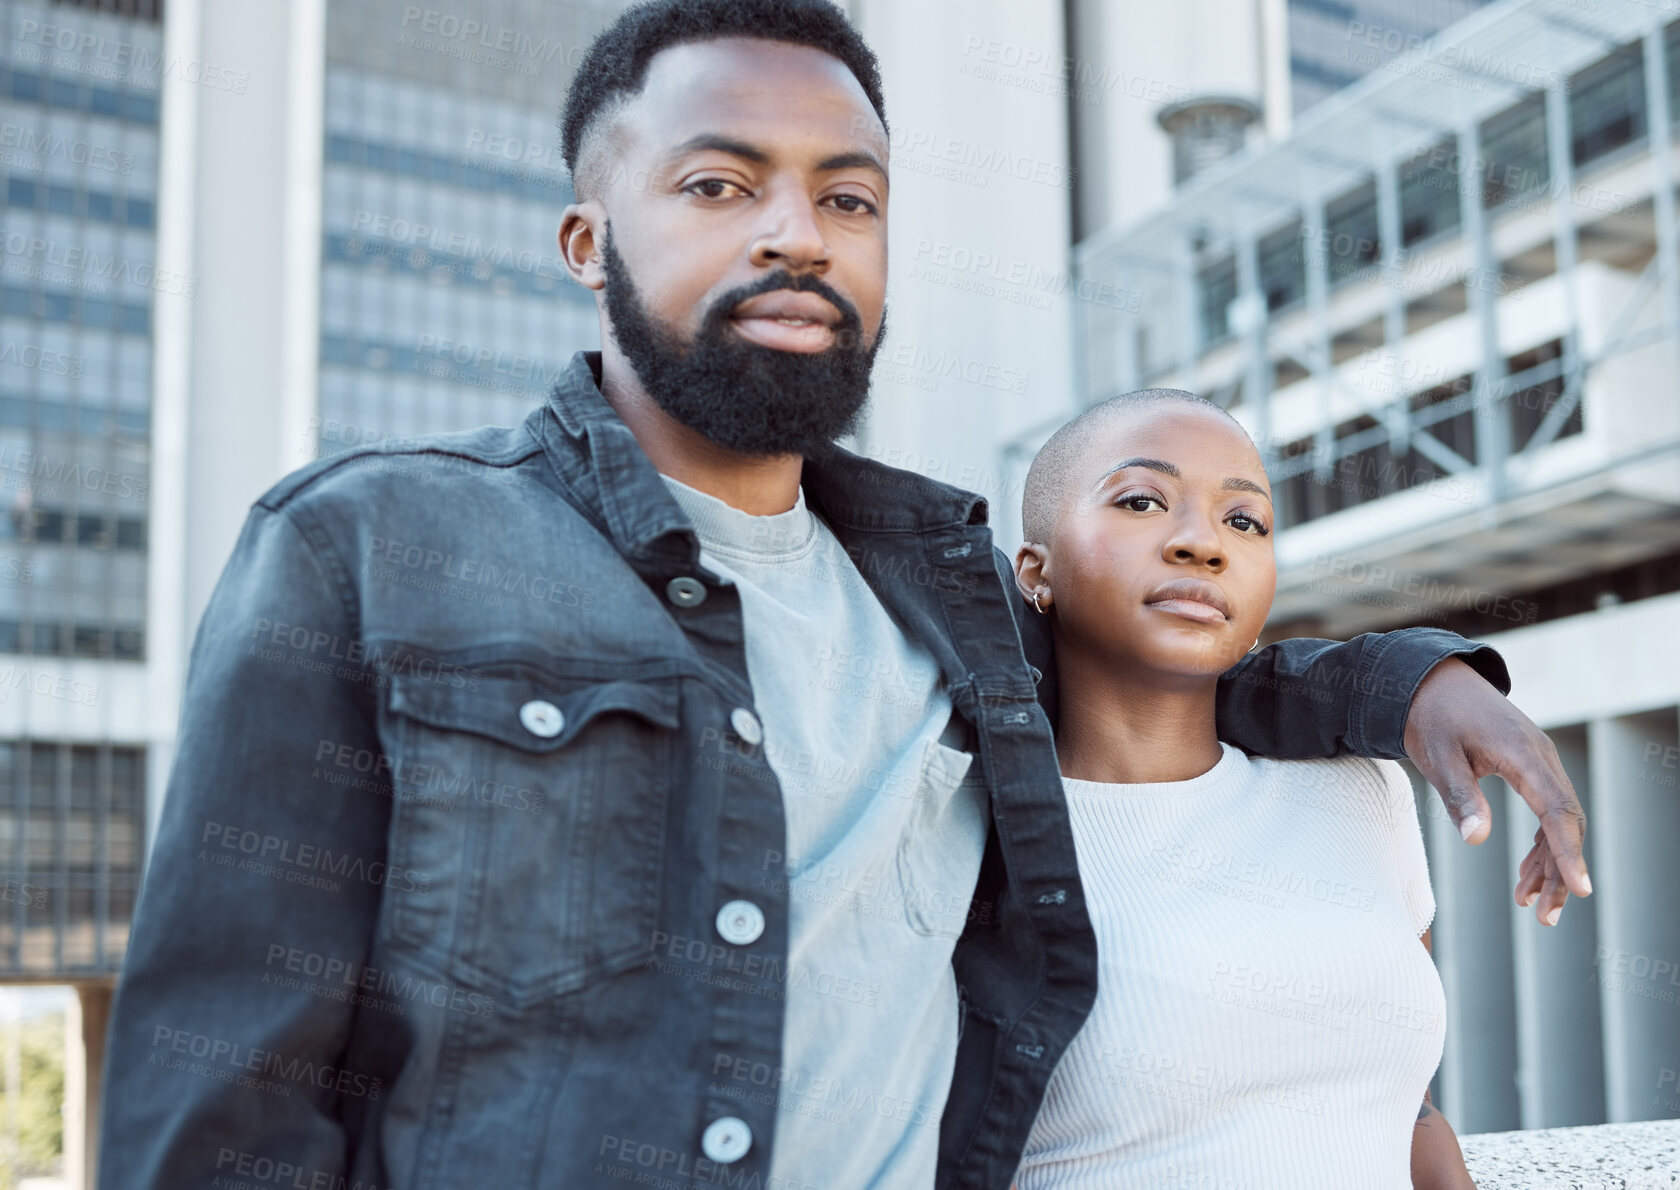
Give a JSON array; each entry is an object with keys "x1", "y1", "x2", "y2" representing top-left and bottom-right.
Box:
[{"x1": 1052, "y1": 641, "x2": 1224, "y2": 784}]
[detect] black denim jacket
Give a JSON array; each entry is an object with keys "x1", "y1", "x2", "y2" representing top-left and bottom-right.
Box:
[{"x1": 99, "y1": 352, "x2": 1507, "y2": 1190}]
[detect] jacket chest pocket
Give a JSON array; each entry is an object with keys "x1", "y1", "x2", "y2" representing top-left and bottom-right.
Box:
[{"x1": 382, "y1": 665, "x2": 681, "y2": 1008}]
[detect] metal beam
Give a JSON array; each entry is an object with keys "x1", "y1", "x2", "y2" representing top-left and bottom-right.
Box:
[
  {"x1": 1234, "y1": 227, "x2": 1273, "y2": 467},
  {"x1": 1457, "y1": 116, "x2": 1509, "y2": 506},
  {"x1": 1644, "y1": 20, "x2": 1680, "y2": 375},
  {"x1": 1375, "y1": 153, "x2": 1411, "y2": 455}
]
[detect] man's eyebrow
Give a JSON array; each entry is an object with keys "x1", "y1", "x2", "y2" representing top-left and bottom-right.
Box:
[
  {"x1": 816, "y1": 150, "x2": 888, "y2": 178},
  {"x1": 666, "y1": 134, "x2": 771, "y2": 164},
  {"x1": 662, "y1": 136, "x2": 887, "y2": 180}
]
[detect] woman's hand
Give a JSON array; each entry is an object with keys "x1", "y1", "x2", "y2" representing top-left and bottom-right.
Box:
[{"x1": 1402, "y1": 658, "x2": 1591, "y2": 925}]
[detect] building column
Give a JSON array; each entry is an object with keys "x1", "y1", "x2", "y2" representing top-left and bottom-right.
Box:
[
  {"x1": 1505, "y1": 726, "x2": 1605, "y2": 1127},
  {"x1": 65, "y1": 982, "x2": 113, "y2": 1190},
  {"x1": 1421, "y1": 772, "x2": 1521, "y2": 1133},
  {"x1": 148, "y1": 0, "x2": 325, "y2": 846},
  {"x1": 1588, "y1": 710, "x2": 1680, "y2": 1122}
]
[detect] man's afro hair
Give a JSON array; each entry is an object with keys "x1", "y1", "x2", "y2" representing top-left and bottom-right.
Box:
[{"x1": 560, "y1": 0, "x2": 889, "y2": 180}]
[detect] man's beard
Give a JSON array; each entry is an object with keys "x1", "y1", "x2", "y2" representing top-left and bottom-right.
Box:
[{"x1": 600, "y1": 226, "x2": 884, "y2": 457}]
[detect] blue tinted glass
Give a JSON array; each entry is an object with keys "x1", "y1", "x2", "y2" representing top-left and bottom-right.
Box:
[
  {"x1": 7, "y1": 178, "x2": 37, "y2": 208},
  {"x1": 0, "y1": 289, "x2": 29, "y2": 317},
  {"x1": 90, "y1": 87, "x2": 122, "y2": 117},
  {"x1": 0, "y1": 397, "x2": 31, "y2": 426},
  {"x1": 48, "y1": 79, "x2": 78, "y2": 108},
  {"x1": 327, "y1": 136, "x2": 354, "y2": 163},
  {"x1": 117, "y1": 411, "x2": 147, "y2": 436},
  {"x1": 123, "y1": 198, "x2": 155, "y2": 228},
  {"x1": 43, "y1": 293, "x2": 73, "y2": 321},
  {"x1": 47, "y1": 186, "x2": 75, "y2": 215},
  {"x1": 120, "y1": 304, "x2": 150, "y2": 335},
  {"x1": 86, "y1": 192, "x2": 114, "y2": 222},
  {"x1": 124, "y1": 92, "x2": 159, "y2": 124},
  {"x1": 10, "y1": 72, "x2": 41, "y2": 102},
  {"x1": 80, "y1": 299, "x2": 113, "y2": 328},
  {"x1": 38, "y1": 403, "x2": 72, "y2": 431}
]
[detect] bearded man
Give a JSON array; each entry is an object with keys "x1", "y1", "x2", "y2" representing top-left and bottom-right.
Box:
[{"x1": 99, "y1": 2, "x2": 1588, "y2": 1188}]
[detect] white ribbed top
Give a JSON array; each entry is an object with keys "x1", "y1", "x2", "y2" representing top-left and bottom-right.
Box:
[{"x1": 1016, "y1": 744, "x2": 1444, "y2": 1190}]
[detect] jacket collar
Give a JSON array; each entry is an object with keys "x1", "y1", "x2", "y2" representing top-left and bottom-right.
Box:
[{"x1": 532, "y1": 351, "x2": 990, "y2": 561}]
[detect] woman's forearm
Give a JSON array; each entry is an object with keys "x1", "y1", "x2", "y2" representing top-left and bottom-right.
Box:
[{"x1": 1411, "y1": 1095, "x2": 1477, "y2": 1189}]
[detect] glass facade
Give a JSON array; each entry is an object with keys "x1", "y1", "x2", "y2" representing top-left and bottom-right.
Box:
[
  {"x1": 316, "y1": 0, "x2": 632, "y2": 456},
  {"x1": 0, "y1": 0, "x2": 159, "y2": 978},
  {"x1": 1287, "y1": 0, "x2": 1495, "y2": 116}
]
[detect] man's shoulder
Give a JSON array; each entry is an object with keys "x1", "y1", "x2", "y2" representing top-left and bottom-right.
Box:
[{"x1": 254, "y1": 422, "x2": 543, "y2": 514}]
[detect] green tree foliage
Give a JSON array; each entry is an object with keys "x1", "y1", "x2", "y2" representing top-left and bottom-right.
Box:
[{"x1": 0, "y1": 1014, "x2": 65, "y2": 1185}]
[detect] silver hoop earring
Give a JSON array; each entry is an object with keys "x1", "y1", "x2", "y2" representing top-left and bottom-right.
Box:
[
  {"x1": 1250, "y1": 638, "x2": 1260, "y2": 652},
  {"x1": 1032, "y1": 590, "x2": 1046, "y2": 615}
]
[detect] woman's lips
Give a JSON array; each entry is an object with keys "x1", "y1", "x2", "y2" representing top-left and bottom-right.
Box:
[{"x1": 1146, "y1": 598, "x2": 1229, "y2": 625}]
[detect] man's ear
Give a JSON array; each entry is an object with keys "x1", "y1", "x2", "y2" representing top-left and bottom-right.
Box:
[
  {"x1": 1014, "y1": 543, "x2": 1050, "y2": 606},
  {"x1": 558, "y1": 200, "x2": 608, "y2": 291}
]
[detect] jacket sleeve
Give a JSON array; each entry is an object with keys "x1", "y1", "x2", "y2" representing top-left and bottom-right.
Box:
[
  {"x1": 100, "y1": 499, "x2": 386, "y2": 1187},
  {"x1": 1214, "y1": 628, "x2": 1511, "y2": 760}
]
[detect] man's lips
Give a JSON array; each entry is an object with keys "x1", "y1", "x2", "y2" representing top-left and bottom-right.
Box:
[
  {"x1": 1144, "y1": 579, "x2": 1231, "y2": 624},
  {"x1": 728, "y1": 291, "x2": 842, "y2": 354}
]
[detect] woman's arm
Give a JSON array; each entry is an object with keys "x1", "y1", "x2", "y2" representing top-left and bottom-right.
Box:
[{"x1": 1412, "y1": 930, "x2": 1477, "y2": 1189}]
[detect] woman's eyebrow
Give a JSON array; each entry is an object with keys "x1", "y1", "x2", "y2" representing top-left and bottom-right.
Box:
[
  {"x1": 1095, "y1": 457, "x2": 1177, "y2": 485},
  {"x1": 1223, "y1": 477, "x2": 1271, "y2": 499}
]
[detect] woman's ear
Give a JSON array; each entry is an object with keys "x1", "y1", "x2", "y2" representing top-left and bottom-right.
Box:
[{"x1": 1014, "y1": 543, "x2": 1050, "y2": 608}]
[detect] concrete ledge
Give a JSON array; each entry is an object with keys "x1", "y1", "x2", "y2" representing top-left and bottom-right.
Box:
[{"x1": 1462, "y1": 1119, "x2": 1680, "y2": 1188}]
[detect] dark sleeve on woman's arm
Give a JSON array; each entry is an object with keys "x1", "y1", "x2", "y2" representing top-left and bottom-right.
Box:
[{"x1": 1214, "y1": 629, "x2": 1511, "y2": 760}]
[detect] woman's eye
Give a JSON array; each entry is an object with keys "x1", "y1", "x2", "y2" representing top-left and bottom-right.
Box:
[
  {"x1": 1116, "y1": 494, "x2": 1163, "y2": 513},
  {"x1": 1228, "y1": 512, "x2": 1270, "y2": 536}
]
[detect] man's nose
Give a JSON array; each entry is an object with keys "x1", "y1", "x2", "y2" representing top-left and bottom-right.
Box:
[{"x1": 748, "y1": 185, "x2": 830, "y2": 272}]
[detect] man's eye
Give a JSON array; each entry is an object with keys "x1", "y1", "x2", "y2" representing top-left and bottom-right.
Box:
[
  {"x1": 1116, "y1": 494, "x2": 1163, "y2": 513},
  {"x1": 1228, "y1": 512, "x2": 1270, "y2": 536},
  {"x1": 829, "y1": 194, "x2": 877, "y2": 215},
  {"x1": 686, "y1": 179, "x2": 741, "y2": 199}
]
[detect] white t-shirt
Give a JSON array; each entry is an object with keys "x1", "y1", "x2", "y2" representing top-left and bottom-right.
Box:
[
  {"x1": 1016, "y1": 743, "x2": 1444, "y2": 1190},
  {"x1": 661, "y1": 475, "x2": 989, "y2": 1190}
]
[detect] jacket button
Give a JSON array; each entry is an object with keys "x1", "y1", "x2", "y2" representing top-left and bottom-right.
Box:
[
  {"x1": 518, "y1": 699, "x2": 564, "y2": 739},
  {"x1": 715, "y1": 900, "x2": 765, "y2": 946},
  {"x1": 666, "y1": 576, "x2": 707, "y2": 607},
  {"x1": 701, "y1": 1116, "x2": 752, "y2": 1164},
  {"x1": 729, "y1": 707, "x2": 763, "y2": 746}
]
